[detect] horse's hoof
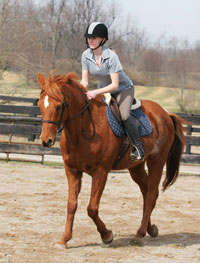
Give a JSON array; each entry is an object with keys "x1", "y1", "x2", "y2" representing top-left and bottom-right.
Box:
[
  {"x1": 55, "y1": 240, "x2": 67, "y2": 249},
  {"x1": 130, "y1": 236, "x2": 144, "y2": 247},
  {"x1": 102, "y1": 231, "x2": 114, "y2": 244},
  {"x1": 147, "y1": 224, "x2": 159, "y2": 238}
]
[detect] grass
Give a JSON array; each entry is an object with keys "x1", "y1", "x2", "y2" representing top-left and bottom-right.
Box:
[
  {"x1": 135, "y1": 85, "x2": 178, "y2": 111},
  {"x1": 0, "y1": 71, "x2": 40, "y2": 98},
  {"x1": 135, "y1": 85, "x2": 200, "y2": 113}
]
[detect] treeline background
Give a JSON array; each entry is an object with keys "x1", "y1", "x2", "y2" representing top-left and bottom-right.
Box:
[{"x1": 0, "y1": 0, "x2": 200, "y2": 95}]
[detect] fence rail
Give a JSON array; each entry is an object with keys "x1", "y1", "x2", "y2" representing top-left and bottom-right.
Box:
[{"x1": 0, "y1": 95, "x2": 199, "y2": 164}]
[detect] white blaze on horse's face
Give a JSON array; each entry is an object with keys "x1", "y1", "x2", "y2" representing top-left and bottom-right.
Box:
[{"x1": 44, "y1": 95, "x2": 49, "y2": 108}]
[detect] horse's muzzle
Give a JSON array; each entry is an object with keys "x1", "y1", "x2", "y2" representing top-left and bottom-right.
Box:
[{"x1": 42, "y1": 138, "x2": 54, "y2": 148}]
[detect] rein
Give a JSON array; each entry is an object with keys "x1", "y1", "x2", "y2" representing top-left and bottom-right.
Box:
[{"x1": 42, "y1": 89, "x2": 96, "y2": 139}]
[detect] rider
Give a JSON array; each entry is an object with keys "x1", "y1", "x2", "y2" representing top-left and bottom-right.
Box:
[{"x1": 80, "y1": 22, "x2": 144, "y2": 160}]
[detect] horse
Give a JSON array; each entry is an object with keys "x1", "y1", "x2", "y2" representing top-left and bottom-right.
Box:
[{"x1": 37, "y1": 71, "x2": 186, "y2": 247}]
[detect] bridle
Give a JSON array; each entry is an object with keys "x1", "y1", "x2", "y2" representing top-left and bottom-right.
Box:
[
  {"x1": 42, "y1": 92, "x2": 68, "y2": 132},
  {"x1": 42, "y1": 89, "x2": 96, "y2": 139}
]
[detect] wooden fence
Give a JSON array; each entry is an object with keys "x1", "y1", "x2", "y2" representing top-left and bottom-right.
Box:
[
  {"x1": 0, "y1": 95, "x2": 60, "y2": 163},
  {"x1": 0, "y1": 95, "x2": 199, "y2": 164},
  {"x1": 175, "y1": 113, "x2": 200, "y2": 164}
]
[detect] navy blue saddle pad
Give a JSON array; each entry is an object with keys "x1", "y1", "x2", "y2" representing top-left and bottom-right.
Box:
[{"x1": 106, "y1": 105, "x2": 153, "y2": 138}]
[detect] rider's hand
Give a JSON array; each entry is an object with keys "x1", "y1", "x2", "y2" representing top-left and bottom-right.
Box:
[{"x1": 86, "y1": 90, "x2": 98, "y2": 100}]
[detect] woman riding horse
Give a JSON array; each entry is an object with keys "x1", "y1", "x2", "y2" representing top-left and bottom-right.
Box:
[{"x1": 80, "y1": 22, "x2": 144, "y2": 160}]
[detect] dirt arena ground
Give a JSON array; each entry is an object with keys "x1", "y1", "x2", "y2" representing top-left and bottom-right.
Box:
[{"x1": 0, "y1": 161, "x2": 199, "y2": 263}]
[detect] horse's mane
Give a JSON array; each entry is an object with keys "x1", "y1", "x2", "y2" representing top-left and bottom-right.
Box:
[
  {"x1": 42, "y1": 72, "x2": 81, "y2": 102},
  {"x1": 42, "y1": 71, "x2": 105, "y2": 106}
]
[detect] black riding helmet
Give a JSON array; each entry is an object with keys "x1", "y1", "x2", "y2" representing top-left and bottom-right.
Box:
[{"x1": 84, "y1": 22, "x2": 108, "y2": 50}]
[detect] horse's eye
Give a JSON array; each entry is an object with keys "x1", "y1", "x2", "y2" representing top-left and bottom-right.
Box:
[{"x1": 56, "y1": 105, "x2": 62, "y2": 111}]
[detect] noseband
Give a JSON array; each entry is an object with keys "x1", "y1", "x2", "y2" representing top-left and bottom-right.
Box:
[{"x1": 42, "y1": 89, "x2": 95, "y2": 139}]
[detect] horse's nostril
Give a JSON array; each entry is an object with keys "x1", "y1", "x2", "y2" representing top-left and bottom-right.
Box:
[{"x1": 47, "y1": 138, "x2": 53, "y2": 147}]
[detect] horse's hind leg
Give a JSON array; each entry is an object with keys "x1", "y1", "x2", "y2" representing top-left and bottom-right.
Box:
[{"x1": 87, "y1": 171, "x2": 113, "y2": 244}]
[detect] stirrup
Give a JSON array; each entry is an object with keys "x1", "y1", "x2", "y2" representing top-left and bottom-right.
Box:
[
  {"x1": 130, "y1": 146, "x2": 144, "y2": 161},
  {"x1": 129, "y1": 151, "x2": 138, "y2": 161}
]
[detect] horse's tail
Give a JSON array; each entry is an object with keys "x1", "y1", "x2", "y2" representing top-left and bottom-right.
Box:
[{"x1": 162, "y1": 113, "x2": 187, "y2": 191}]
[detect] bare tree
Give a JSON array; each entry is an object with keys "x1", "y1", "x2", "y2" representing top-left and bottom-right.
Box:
[
  {"x1": 0, "y1": 0, "x2": 14, "y2": 78},
  {"x1": 42, "y1": 0, "x2": 67, "y2": 69},
  {"x1": 139, "y1": 49, "x2": 164, "y2": 85}
]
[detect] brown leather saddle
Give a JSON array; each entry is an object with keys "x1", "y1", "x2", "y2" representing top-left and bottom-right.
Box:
[{"x1": 109, "y1": 96, "x2": 139, "y2": 125}]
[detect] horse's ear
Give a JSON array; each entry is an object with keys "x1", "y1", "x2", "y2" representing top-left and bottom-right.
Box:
[
  {"x1": 38, "y1": 72, "x2": 45, "y2": 86},
  {"x1": 49, "y1": 69, "x2": 54, "y2": 81},
  {"x1": 64, "y1": 72, "x2": 79, "y2": 83}
]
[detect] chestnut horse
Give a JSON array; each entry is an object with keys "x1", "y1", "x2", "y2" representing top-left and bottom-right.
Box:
[{"x1": 37, "y1": 72, "x2": 186, "y2": 247}]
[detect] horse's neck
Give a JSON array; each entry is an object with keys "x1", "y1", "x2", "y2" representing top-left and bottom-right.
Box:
[
  {"x1": 64, "y1": 89, "x2": 105, "y2": 139},
  {"x1": 69, "y1": 86, "x2": 85, "y2": 112}
]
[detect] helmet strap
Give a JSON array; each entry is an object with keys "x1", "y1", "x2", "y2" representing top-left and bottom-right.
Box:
[{"x1": 87, "y1": 39, "x2": 105, "y2": 50}]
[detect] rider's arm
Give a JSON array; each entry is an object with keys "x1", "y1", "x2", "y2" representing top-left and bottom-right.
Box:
[
  {"x1": 80, "y1": 69, "x2": 89, "y2": 88},
  {"x1": 97, "y1": 72, "x2": 119, "y2": 94},
  {"x1": 86, "y1": 72, "x2": 119, "y2": 99}
]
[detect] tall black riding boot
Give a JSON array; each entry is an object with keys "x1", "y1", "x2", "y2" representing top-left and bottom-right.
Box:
[{"x1": 123, "y1": 115, "x2": 144, "y2": 160}]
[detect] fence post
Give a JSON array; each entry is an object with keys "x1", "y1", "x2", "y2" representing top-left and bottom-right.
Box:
[
  {"x1": 28, "y1": 98, "x2": 39, "y2": 142},
  {"x1": 185, "y1": 125, "x2": 192, "y2": 154}
]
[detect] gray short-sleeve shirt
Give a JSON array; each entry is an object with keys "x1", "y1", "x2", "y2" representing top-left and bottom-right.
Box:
[{"x1": 81, "y1": 45, "x2": 133, "y2": 94}]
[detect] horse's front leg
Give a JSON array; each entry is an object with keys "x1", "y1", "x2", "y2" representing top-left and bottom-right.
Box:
[
  {"x1": 57, "y1": 166, "x2": 82, "y2": 248},
  {"x1": 87, "y1": 172, "x2": 113, "y2": 244}
]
